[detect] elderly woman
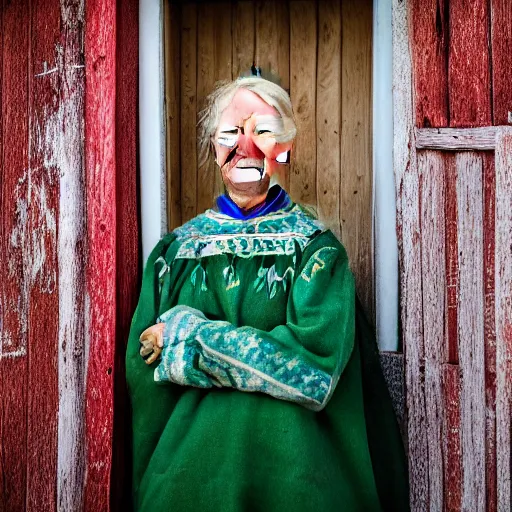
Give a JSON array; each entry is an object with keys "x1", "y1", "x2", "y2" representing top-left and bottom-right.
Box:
[{"x1": 126, "y1": 76, "x2": 408, "y2": 511}]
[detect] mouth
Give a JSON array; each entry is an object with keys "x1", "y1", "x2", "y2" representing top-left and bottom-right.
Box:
[{"x1": 229, "y1": 165, "x2": 265, "y2": 183}]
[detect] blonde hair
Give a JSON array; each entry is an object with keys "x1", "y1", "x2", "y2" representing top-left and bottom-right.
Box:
[{"x1": 197, "y1": 77, "x2": 297, "y2": 168}]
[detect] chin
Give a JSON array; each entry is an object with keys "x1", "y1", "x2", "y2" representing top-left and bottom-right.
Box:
[{"x1": 224, "y1": 174, "x2": 271, "y2": 209}]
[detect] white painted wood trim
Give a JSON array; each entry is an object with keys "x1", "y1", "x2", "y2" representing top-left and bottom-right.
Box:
[
  {"x1": 392, "y1": 0, "x2": 428, "y2": 509},
  {"x1": 373, "y1": 0, "x2": 398, "y2": 351},
  {"x1": 139, "y1": 0, "x2": 167, "y2": 263},
  {"x1": 415, "y1": 127, "x2": 497, "y2": 151},
  {"x1": 495, "y1": 127, "x2": 512, "y2": 511}
]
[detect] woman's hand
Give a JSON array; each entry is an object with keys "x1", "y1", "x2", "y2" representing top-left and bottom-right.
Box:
[{"x1": 139, "y1": 323, "x2": 165, "y2": 365}]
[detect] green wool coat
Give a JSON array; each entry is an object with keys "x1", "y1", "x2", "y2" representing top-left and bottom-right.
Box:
[{"x1": 126, "y1": 204, "x2": 408, "y2": 511}]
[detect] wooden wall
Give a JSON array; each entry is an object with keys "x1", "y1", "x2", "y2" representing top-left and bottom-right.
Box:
[
  {"x1": 164, "y1": 0, "x2": 374, "y2": 318},
  {"x1": 394, "y1": 1, "x2": 512, "y2": 510},
  {"x1": 0, "y1": 1, "x2": 139, "y2": 511}
]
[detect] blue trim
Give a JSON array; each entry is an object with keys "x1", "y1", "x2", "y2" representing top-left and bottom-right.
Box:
[{"x1": 216, "y1": 185, "x2": 291, "y2": 220}]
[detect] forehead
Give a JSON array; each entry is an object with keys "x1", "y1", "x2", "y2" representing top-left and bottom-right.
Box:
[{"x1": 219, "y1": 88, "x2": 279, "y2": 126}]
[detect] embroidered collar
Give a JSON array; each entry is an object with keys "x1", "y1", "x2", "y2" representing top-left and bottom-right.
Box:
[{"x1": 216, "y1": 185, "x2": 292, "y2": 220}]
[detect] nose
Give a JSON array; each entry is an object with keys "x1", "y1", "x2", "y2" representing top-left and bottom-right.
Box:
[{"x1": 237, "y1": 130, "x2": 264, "y2": 158}]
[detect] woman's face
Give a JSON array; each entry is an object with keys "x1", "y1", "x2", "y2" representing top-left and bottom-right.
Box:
[{"x1": 212, "y1": 88, "x2": 292, "y2": 209}]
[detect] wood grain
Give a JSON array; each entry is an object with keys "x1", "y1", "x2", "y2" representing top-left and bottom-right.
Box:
[
  {"x1": 56, "y1": 2, "x2": 87, "y2": 509},
  {"x1": 164, "y1": 0, "x2": 182, "y2": 230},
  {"x1": 112, "y1": 0, "x2": 140, "y2": 509},
  {"x1": 213, "y1": 2, "x2": 233, "y2": 200},
  {"x1": 416, "y1": 127, "x2": 497, "y2": 151},
  {"x1": 26, "y1": 1, "x2": 61, "y2": 509},
  {"x1": 392, "y1": 0, "x2": 427, "y2": 509},
  {"x1": 0, "y1": 1, "x2": 30, "y2": 509},
  {"x1": 490, "y1": 0, "x2": 512, "y2": 125},
  {"x1": 448, "y1": 0, "x2": 491, "y2": 127},
  {"x1": 444, "y1": 154, "x2": 459, "y2": 364},
  {"x1": 289, "y1": 0, "x2": 317, "y2": 205},
  {"x1": 316, "y1": 0, "x2": 341, "y2": 240},
  {"x1": 180, "y1": 3, "x2": 198, "y2": 223},
  {"x1": 255, "y1": 1, "x2": 279, "y2": 77},
  {"x1": 341, "y1": 0, "x2": 373, "y2": 320},
  {"x1": 232, "y1": 1, "x2": 255, "y2": 78},
  {"x1": 456, "y1": 151, "x2": 486, "y2": 511},
  {"x1": 197, "y1": 3, "x2": 217, "y2": 213},
  {"x1": 419, "y1": 151, "x2": 446, "y2": 511},
  {"x1": 0, "y1": 0, "x2": 4, "y2": 499},
  {"x1": 84, "y1": 0, "x2": 117, "y2": 509},
  {"x1": 494, "y1": 127, "x2": 512, "y2": 511},
  {"x1": 443, "y1": 363, "x2": 462, "y2": 512},
  {"x1": 482, "y1": 152, "x2": 497, "y2": 512},
  {"x1": 410, "y1": 0, "x2": 449, "y2": 127},
  {"x1": 276, "y1": 1, "x2": 290, "y2": 93}
]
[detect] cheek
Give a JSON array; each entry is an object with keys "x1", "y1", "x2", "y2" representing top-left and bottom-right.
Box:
[
  {"x1": 214, "y1": 143, "x2": 231, "y2": 166},
  {"x1": 253, "y1": 138, "x2": 293, "y2": 160}
]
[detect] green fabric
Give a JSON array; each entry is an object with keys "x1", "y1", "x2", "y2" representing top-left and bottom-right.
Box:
[{"x1": 126, "y1": 205, "x2": 408, "y2": 511}]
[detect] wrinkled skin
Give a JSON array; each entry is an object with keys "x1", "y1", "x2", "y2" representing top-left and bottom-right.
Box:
[
  {"x1": 140, "y1": 88, "x2": 293, "y2": 364},
  {"x1": 212, "y1": 88, "x2": 293, "y2": 209}
]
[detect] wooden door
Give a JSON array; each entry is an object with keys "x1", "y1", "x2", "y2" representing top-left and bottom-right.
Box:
[
  {"x1": 393, "y1": 0, "x2": 512, "y2": 510},
  {"x1": 163, "y1": 0, "x2": 375, "y2": 318}
]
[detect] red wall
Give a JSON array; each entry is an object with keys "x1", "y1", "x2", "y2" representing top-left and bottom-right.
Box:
[{"x1": 0, "y1": 1, "x2": 139, "y2": 510}]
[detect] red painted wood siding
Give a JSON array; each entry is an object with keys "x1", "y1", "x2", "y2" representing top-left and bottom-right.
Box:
[
  {"x1": 411, "y1": 0, "x2": 512, "y2": 128},
  {"x1": 0, "y1": 1, "x2": 139, "y2": 510}
]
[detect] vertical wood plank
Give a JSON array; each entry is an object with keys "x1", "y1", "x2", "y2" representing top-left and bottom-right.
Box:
[
  {"x1": 392, "y1": 0, "x2": 427, "y2": 509},
  {"x1": 482, "y1": 152, "x2": 497, "y2": 512},
  {"x1": 26, "y1": 1, "x2": 60, "y2": 509},
  {"x1": 449, "y1": 0, "x2": 491, "y2": 127},
  {"x1": 84, "y1": 0, "x2": 117, "y2": 509},
  {"x1": 490, "y1": 0, "x2": 512, "y2": 126},
  {"x1": 494, "y1": 127, "x2": 512, "y2": 511},
  {"x1": 232, "y1": 1, "x2": 255, "y2": 78},
  {"x1": 255, "y1": 1, "x2": 279, "y2": 77},
  {"x1": 410, "y1": 0, "x2": 449, "y2": 127},
  {"x1": 443, "y1": 363, "x2": 463, "y2": 511},
  {"x1": 289, "y1": 0, "x2": 317, "y2": 205},
  {"x1": 112, "y1": 0, "x2": 140, "y2": 509},
  {"x1": 419, "y1": 150, "x2": 446, "y2": 511},
  {"x1": 0, "y1": 0, "x2": 30, "y2": 509},
  {"x1": 0, "y1": 0, "x2": 4, "y2": 499},
  {"x1": 276, "y1": 1, "x2": 290, "y2": 93},
  {"x1": 456, "y1": 151, "x2": 486, "y2": 511},
  {"x1": 316, "y1": 0, "x2": 341, "y2": 240},
  {"x1": 341, "y1": 0, "x2": 373, "y2": 319},
  {"x1": 180, "y1": 3, "x2": 198, "y2": 223},
  {"x1": 197, "y1": 3, "x2": 216, "y2": 213},
  {"x1": 56, "y1": 1, "x2": 87, "y2": 509},
  {"x1": 213, "y1": 1, "x2": 233, "y2": 200},
  {"x1": 445, "y1": 153, "x2": 459, "y2": 363},
  {"x1": 164, "y1": 0, "x2": 182, "y2": 230}
]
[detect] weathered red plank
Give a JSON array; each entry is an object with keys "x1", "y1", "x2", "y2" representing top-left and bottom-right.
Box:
[
  {"x1": 419, "y1": 150, "x2": 446, "y2": 510},
  {"x1": 456, "y1": 152, "x2": 486, "y2": 510},
  {"x1": 490, "y1": 0, "x2": 512, "y2": 125},
  {"x1": 444, "y1": 153, "x2": 458, "y2": 363},
  {"x1": 84, "y1": 0, "x2": 117, "y2": 510},
  {"x1": 443, "y1": 363, "x2": 462, "y2": 512},
  {"x1": 0, "y1": 0, "x2": 4, "y2": 498},
  {"x1": 392, "y1": 1, "x2": 427, "y2": 508},
  {"x1": 0, "y1": 1, "x2": 30, "y2": 510},
  {"x1": 495, "y1": 128, "x2": 512, "y2": 510},
  {"x1": 26, "y1": 1, "x2": 61, "y2": 510},
  {"x1": 410, "y1": 0, "x2": 449, "y2": 127},
  {"x1": 483, "y1": 152, "x2": 497, "y2": 512},
  {"x1": 112, "y1": 0, "x2": 140, "y2": 510},
  {"x1": 56, "y1": 3, "x2": 87, "y2": 509},
  {"x1": 448, "y1": 0, "x2": 491, "y2": 127}
]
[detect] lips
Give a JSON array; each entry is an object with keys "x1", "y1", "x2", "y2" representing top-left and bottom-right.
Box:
[{"x1": 225, "y1": 156, "x2": 265, "y2": 183}]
